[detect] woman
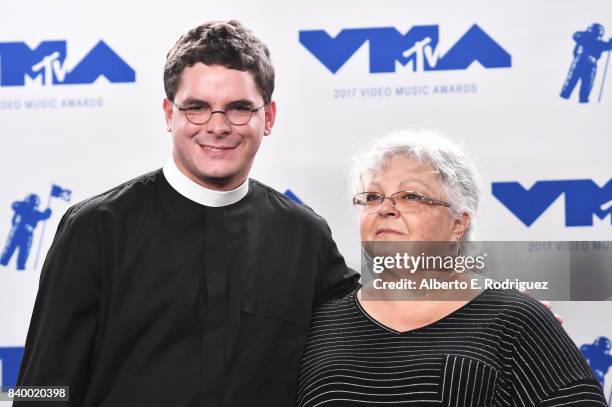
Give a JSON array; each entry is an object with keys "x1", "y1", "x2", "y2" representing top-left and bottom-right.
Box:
[{"x1": 297, "y1": 130, "x2": 605, "y2": 406}]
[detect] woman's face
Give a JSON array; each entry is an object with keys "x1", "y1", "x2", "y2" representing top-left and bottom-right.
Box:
[{"x1": 359, "y1": 155, "x2": 469, "y2": 242}]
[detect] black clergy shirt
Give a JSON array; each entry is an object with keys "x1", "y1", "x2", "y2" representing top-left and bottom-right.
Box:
[{"x1": 15, "y1": 167, "x2": 360, "y2": 407}]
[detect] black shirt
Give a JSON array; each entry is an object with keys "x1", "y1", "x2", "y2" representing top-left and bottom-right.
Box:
[
  {"x1": 16, "y1": 169, "x2": 359, "y2": 407},
  {"x1": 297, "y1": 289, "x2": 606, "y2": 406}
]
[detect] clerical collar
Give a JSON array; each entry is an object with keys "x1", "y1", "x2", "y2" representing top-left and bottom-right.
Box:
[{"x1": 162, "y1": 159, "x2": 249, "y2": 207}]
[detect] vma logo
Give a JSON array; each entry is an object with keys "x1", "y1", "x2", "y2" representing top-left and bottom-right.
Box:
[
  {"x1": 560, "y1": 23, "x2": 612, "y2": 104},
  {"x1": 283, "y1": 189, "x2": 303, "y2": 204},
  {"x1": 492, "y1": 179, "x2": 612, "y2": 227},
  {"x1": 0, "y1": 184, "x2": 72, "y2": 271},
  {"x1": 581, "y1": 337, "x2": 612, "y2": 403},
  {"x1": 0, "y1": 40, "x2": 135, "y2": 87},
  {"x1": 299, "y1": 24, "x2": 511, "y2": 74},
  {"x1": 0, "y1": 347, "x2": 24, "y2": 392}
]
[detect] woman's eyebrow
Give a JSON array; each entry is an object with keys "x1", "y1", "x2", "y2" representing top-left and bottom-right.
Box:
[{"x1": 398, "y1": 179, "x2": 432, "y2": 190}]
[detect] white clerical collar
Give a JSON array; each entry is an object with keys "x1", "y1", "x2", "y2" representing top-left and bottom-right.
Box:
[{"x1": 162, "y1": 159, "x2": 249, "y2": 207}]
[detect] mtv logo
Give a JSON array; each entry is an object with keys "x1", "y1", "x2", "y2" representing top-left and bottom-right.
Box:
[
  {"x1": 0, "y1": 40, "x2": 135, "y2": 86},
  {"x1": 299, "y1": 24, "x2": 511, "y2": 74},
  {"x1": 492, "y1": 179, "x2": 612, "y2": 227}
]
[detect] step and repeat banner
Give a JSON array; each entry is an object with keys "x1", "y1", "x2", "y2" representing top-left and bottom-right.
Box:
[{"x1": 1, "y1": 0, "x2": 611, "y2": 402}]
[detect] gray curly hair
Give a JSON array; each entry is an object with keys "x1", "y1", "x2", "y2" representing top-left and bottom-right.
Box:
[{"x1": 349, "y1": 130, "x2": 482, "y2": 241}]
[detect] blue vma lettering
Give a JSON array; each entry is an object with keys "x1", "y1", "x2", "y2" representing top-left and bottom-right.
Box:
[
  {"x1": 0, "y1": 347, "x2": 24, "y2": 391},
  {"x1": 283, "y1": 189, "x2": 303, "y2": 204},
  {"x1": 492, "y1": 179, "x2": 612, "y2": 227},
  {"x1": 0, "y1": 40, "x2": 135, "y2": 86},
  {"x1": 299, "y1": 24, "x2": 511, "y2": 74}
]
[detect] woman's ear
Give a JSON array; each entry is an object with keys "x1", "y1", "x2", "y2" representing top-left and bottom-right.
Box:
[{"x1": 453, "y1": 212, "x2": 471, "y2": 241}]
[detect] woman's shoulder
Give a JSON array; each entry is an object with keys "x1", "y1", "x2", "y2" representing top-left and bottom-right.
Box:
[
  {"x1": 461, "y1": 289, "x2": 565, "y2": 352},
  {"x1": 478, "y1": 290, "x2": 603, "y2": 401},
  {"x1": 473, "y1": 289, "x2": 558, "y2": 327}
]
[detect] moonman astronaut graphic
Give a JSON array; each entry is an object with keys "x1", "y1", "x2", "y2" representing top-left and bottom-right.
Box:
[
  {"x1": 581, "y1": 336, "x2": 612, "y2": 388},
  {"x1": 0, "y1": 194, "x2": 51, "y2": 270},
  {"x1": 560, "y1": 23, "x2": 612, "y2": 103}
]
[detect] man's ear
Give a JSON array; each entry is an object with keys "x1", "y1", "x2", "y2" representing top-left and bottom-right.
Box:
[
  {"x1": 263, "y1": 101, "x2": 276, "y2": 136},
  {"x1": 163, "y1": 99, "x2": 173, "y2": 132}
]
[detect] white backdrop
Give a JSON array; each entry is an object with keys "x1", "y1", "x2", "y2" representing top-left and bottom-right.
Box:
[{"x1": 1, "y1": 0, "x2": 611, "y2": 402}]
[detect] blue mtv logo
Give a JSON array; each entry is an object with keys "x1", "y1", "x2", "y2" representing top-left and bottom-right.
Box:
[
  {"x1": 492, "y1": 179, "x2": 612, "y2": 227},
  {"x1": 0, "y1": 347, "x2": 24, "y2": 392},
  {"x1": 560, "y1": 24, "x2": 612, "y2": 103},
  {"x1": 0, "y1": 40, "x2": 135, "y2": 86},
  {"x1": 299, "y1": 24, "x2": 511, "y2": 74},
  {"x1": 0, "y1": 185, "x2": 72, "y2": 270}
]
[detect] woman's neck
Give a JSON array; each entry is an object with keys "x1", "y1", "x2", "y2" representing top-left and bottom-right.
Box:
[{"x1": 357, "y1": 273, "x2": 483, "y2": 333}]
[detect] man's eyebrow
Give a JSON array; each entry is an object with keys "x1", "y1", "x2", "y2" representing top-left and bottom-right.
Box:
[
  {"x1": 181, "y1": 97, "x2": 208, "y2": 105},
  {"x1": 228, "y1": 99, "x2": 257, "y2": 107},
  {"x1": 179, "y1": 98, "x2": 257, "y2": 107}
]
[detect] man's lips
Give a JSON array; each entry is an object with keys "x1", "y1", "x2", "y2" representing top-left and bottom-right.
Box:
[{"x1": 201, "y1": 144, "x2": 238, "y2": 152}]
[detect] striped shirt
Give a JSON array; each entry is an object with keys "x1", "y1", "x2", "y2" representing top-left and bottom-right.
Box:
[{"x1": 297, "y1": 289, "x2": 606, "y2": 406}]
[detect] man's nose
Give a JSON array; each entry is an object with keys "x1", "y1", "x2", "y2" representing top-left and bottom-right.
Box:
[{"x1": 205, "y1": 111, "x2": 231, "y2": 135}]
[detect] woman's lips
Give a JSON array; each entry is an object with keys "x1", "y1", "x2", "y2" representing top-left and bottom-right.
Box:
[{"x1": 376, "y1": 228, "x2": 403, "y2": 235}]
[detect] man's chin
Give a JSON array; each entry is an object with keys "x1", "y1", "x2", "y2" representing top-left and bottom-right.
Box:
[{"x1": 193, "y1": 168, "x2": 243, "y2": 190}]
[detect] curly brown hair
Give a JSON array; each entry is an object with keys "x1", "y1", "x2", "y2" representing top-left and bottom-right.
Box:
[{"x1": 163, "y1": 20, "x2": 275, "y2": 104}]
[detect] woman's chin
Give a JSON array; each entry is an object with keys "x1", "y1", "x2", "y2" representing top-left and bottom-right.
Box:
[{"x1": 372, "y1": 234, "x2": 407, "y2": 242}]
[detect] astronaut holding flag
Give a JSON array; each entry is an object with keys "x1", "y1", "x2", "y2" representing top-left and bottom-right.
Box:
[
  {"x1": 0, "y1": 184, "x2": 71, "y2": 271},
  {"x1": 0, "y1": 194, "x2": 51, "y2": 271},
  {"x1": 561, "y1": 23, "x2": 612, "y2": 103},
  {"x1": 31, "y1": 184, "x2": 72, "y2": 270}
]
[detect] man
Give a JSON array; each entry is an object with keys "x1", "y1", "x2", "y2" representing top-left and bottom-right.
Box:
[
  {"x1": 560, "y1": 23, "x2": 612, "y2": 103},
  {"x1": 15, "y1": 20, "x2": 359, "y2": 406}
]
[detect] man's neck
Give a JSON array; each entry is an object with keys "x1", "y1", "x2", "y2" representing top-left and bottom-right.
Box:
[{"x1": 162, "y1": 159, "x2": 249, "y2": 207}]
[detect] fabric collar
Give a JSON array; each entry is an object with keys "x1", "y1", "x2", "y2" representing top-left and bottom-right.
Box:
[{"x1": 162, "y1": 159, "x2": 249, "y2": 207}]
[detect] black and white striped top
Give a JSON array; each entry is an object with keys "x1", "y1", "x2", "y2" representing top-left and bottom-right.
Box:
[{"x1": 297, "y1": 289, "x2": 605, "y2": 406}]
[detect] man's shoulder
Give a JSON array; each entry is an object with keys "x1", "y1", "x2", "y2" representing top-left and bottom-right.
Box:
[
  {"x1": 249, "y1": 178, "x2": 329, "y2": 228},
  {"x1": 64, "y1": 169, "x2": 163, "y2": 223}
]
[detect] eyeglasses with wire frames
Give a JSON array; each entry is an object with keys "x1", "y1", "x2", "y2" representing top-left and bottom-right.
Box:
[
  {"x1": 353, "y1": 191, "x2": 451, "y2": 213},
  {"x1": 171, "y1": 101, "x2": 266, "y2": 126}
]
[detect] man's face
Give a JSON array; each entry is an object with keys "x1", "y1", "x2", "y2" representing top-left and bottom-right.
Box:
[{"x1": 163, "y1": 63, "x2": 276, "y2": 191}]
